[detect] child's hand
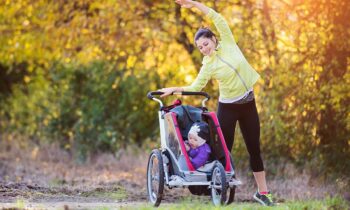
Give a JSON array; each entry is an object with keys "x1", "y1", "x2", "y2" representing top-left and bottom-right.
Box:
[{"x1": 185, "y1": 142, "x2": 190, "y2": 151}]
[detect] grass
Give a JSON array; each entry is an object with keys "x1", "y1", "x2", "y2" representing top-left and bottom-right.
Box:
[
  {"x1": 81, "y1": 187, "x2": 128, "y2": 201},
  {"x1": 9, "y1": 195, "x2": 349, "y2": 210},
  {"x1": 128, "y1": 197, "x2": 349, "y2": 210}
]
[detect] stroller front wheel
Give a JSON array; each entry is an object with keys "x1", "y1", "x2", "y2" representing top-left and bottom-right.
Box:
[
  {"x1": 146, "y1": 149, "x2": 164, "y2": 207},
  {"x1": 211, "y1": 162, "x2": 227, "y2": 206}
]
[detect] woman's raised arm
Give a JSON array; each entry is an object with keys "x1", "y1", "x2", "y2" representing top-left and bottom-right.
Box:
[{"x1": 175, "y1": 0, "x2": 235, "y2": 44}]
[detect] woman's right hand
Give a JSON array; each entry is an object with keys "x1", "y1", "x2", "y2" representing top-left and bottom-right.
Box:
[
  {"x1": 175, "y1": 0, "x2": 209, "y2": 15},
  {"x1": 175, "y1": 0, "x2": 196, "y2": 8},
  {"x1": 158, "y1": 87, "x2": 183, "y2": 98}
]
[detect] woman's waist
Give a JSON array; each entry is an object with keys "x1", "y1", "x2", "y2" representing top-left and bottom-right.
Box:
[{"x1": 219, "y1": 88, "x2": 254, "y2": 103}]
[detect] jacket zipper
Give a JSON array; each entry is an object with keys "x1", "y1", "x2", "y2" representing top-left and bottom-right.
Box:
[{"x1": 216, "y1": 55, "x2": 249, "y2": 91}]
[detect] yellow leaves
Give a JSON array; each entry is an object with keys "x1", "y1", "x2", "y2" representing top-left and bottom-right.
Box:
[
  {"x1": 268, "y1": 79, "x2": 274, "y2": 88},
  {"x1": 126, "y1": 55, "x2": 137, "y2": 69},
  {"x1": 64, "y1": 57, "x2": 71, "y2": 63},
  {"x1": 24, "y1": 42, "x2": 31, "y2": 49},
  {"x1": 89, "y1": 1, "x2": 104, "y2": 11},
  {"x1": 302, "y1": 111, "x2": 307, "y2": 117},
  {"x1": 76, "y1": 45, "x2": 103, "y2": 64},
  {"x1": 119, "y1": 51, "x2": 126, "y2": 57},
  {"x1": 43, "y1": 118, "x2": 49, "y2": 126},
  {"x1": 76, "y1": 110, "x2": 82, "y2": 117},
  {"x1": 68, "y1": 131, "x2": 73, "y2": 139},
  {"x1": 24, "y1": 76, "x2": 31, "y2": 83},
  {"x1": 143, "y1": 27, "x2": 153, "y2": 39},
  {"x1": 22, "y1": 20, "x2": 30, "y2": 26},
  {"x1": 81, "y1": 29, "x2": 90, "y2": 35},
  {"x1": 52, "y1": 111, "x2": 58, "y2": 119},
  {"x1": 65, "y1": 43, "x2": 71, "y2": 49}
]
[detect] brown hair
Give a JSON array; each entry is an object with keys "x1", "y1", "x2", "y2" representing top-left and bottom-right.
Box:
[{"x1": 194, "y1": 27, "x2": 217, "y2": 45}]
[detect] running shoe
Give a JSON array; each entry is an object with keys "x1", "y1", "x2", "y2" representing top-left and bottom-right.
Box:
[{"x1": 253, "y1": 191, "x2": 275, "y2": 206}]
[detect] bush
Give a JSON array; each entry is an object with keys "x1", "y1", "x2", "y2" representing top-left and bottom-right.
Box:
[{"x1": 1, "y1": 61, "x2": 162, "y2": 161}]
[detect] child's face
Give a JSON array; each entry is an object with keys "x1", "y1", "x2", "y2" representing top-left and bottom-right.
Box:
[{"x1": 188, "y1": 133, "x2": 200, "y2": 149}]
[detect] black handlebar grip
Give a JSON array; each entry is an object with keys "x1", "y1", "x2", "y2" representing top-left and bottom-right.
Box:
[
  {"x1": 147, "y1": 91, "x2": 210, "y2": 100},
  {"x1": 147, "y1": 91, "x2": 164, "y2": 99}
]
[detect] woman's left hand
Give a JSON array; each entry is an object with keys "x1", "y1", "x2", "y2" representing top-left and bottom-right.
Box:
[{"x1": 158, "y1": 87, "x2": 181, "y2": 98}]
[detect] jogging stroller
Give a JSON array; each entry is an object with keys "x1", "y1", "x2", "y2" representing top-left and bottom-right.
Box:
[{"x1": 146, "y1": 91, "x2": 241, "y2": 207}]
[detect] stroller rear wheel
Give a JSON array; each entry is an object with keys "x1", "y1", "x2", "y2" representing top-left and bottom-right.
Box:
[
  {"x1": 146, "y1": 149, "x2": 164, "y2": 207},
  {"x1": 225, "y1": 186, "x2": 236, "y2": 205},
  {"x1": 211, "y1": 162, "x2": 227, "y2": 206},
  {"x1": 225, "y1": 154, "x2": 236, "y2": 205}
]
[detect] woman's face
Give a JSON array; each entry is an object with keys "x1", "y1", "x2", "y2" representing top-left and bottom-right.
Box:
[{"x1": 196, "y1": 36, "x2": 217, "y2": 56}]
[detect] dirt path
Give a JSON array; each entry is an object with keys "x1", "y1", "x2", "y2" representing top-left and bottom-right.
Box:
[
  {"x1": 0, "y1": 141, "x2": 346, "y2": 209},
  {"x1": 0, "y1": 143, "x2": 204, "y2": 209}
]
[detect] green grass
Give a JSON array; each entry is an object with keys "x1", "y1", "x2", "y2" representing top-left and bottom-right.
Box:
[
  {"x1": 81, "y1": 188, "x2": 128, "y2": 200},
  {"x1": 127, "y1": 197, "x2": 349, "y2": 210}
]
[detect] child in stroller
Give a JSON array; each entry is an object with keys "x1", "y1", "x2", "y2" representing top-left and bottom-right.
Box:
[{"x1": 185, "y1": 122, "x2": 211, "y2": 169}]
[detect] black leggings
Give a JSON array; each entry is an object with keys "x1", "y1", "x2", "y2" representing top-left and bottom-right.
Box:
[{"x1": 217, "y1": 99, "x2": 264, "y2": 172}]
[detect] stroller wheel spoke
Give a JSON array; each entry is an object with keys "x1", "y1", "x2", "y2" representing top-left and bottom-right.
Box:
[{"x1": 152, "y1": 192, "x2": 157, "y2": 198}]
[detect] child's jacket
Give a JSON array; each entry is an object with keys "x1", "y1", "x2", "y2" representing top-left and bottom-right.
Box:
[{"x1": 188, "y1": 143, "x2": 211, "y2": 169}]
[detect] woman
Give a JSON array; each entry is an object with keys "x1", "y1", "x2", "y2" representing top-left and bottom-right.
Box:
[{"x1": 160, "y1": 0, "x2": 274, "y2": 206}]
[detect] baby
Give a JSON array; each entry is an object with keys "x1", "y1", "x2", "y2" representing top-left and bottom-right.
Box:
[{"x1": 185, "y1": 122, "x2": 211, "y2": 169}]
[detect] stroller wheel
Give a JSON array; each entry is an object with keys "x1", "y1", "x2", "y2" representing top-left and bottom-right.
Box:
[
  {"x1": 225, "y1": 186, "x2": 236, "y2": 205},
  {"x1": 225, "y1": 154, "x2": 236, "y2": 205},
  {"x1": 146, "y1": 149, "x2": 164, "y2": 207},
  {"x1": 211, "y1": 162, "x2": 227, "y2": 206}
]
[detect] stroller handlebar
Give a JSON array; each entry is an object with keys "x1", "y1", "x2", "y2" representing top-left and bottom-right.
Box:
[
  {"x1": 147, "y1": 91, "x2": 210, "y2": 108},
  {"x1": 147, "y1": 91, "x2": 211, "y2": 100}
]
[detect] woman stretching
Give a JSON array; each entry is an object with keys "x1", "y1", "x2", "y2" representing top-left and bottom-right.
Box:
[{"x1": 160, "y1": 0, "x2": 274, "y2": 206}]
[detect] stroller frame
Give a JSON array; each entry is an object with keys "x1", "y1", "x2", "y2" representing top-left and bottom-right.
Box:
[{"x1": 147, "y1": 91, "x2": 241, "y2": 207}]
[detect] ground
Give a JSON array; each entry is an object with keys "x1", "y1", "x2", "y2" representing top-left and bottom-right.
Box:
[{"x1": 0, "y1": 140, "x2": 348, "y2": 209}]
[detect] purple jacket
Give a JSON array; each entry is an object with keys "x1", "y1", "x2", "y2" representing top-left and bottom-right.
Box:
[{"x1": 188, "y1": 143, "x2": 211, "y2": 169}]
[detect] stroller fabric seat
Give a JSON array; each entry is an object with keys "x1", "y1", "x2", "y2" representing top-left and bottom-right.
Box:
[
  {"x1": 170, "y1": 105, "x2": 203, "y2": 140},
  {"x1": 196, "y1": 160, "x2": 218, "y2": 173}
]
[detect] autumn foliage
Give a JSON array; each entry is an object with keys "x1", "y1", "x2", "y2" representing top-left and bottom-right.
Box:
[{"x1": 0, "y1": 0, "x2": 349, "y2": 173}]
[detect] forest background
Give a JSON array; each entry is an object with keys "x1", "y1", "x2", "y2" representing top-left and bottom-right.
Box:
[{"x1": 0, "y1": 0, "x2": 349, "y2": 204}]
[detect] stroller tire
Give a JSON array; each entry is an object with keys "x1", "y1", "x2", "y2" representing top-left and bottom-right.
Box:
[
  {"x1": 146, "y1": 149, "x2": 164, "y2": 207},
  {"x1": 225, "y1": 154, "x2": 236, "y2": 205},
  {"x1": 211, "y1": 162, "x2": 227, "y2": 206},
  {"x1": 225, "y1": 186, "x2": 235, "y2": 205},
  {"x1": 188, "y1": 185, "x2": 211, "y2": 196}
]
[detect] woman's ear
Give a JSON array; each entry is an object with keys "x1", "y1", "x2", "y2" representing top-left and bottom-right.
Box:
[
  {"x1": 212, "y1": 37, "x2": 218, "y2": 46},
  {"x1": 212, "y1": 37, "x2": 219, "y2": 49}
]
